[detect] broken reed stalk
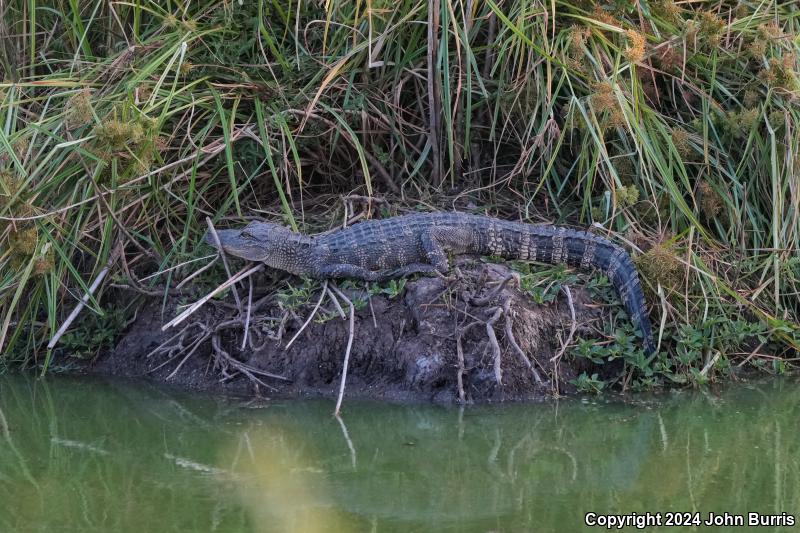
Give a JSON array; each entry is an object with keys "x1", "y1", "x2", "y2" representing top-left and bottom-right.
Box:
[
  {"x1": 551, "y1": 285, "x2": 577, "y2": 362},
  {"x1": 206, "y1": 217, "x2": 242, "y2": 314},
  {"x1": 174, "y1": 254, "x2": 220, "y2": 289},
  {"x1": 329, "y1": 284, "x2": 355, "y2": 416},
  {"x1": 162, "y1": 264, "x2": 264, "y2": 330},
  {"x1": 47, "y1": 245, "x2": 120, "y2": 350},
  {"x1": 285, "y1": 279, "x2": 329, "y2": 349},
  {"x1": 241, "y1": 275, "x2": 254, "y2": 351}
]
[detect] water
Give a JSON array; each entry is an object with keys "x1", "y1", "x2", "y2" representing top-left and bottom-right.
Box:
[{"x1": 1, "y1": 374, "x2": 798, "y2": 532}]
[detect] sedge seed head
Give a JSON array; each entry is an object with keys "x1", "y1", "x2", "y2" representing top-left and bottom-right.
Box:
[
  {"x1": 742, "y1": 90, "x2": 760, "y2": 108},
  {"x1": 624, "y1": 29, "x2": 646, "y2": 63},
  {"x1": 758, "y1": 22, "x2": 784, "y2": 41},
  {"x1": 634, "y1": 244, "x2": 683, "y2": 290},
  {"x1": 66, "y1": 89, "x2": 93, "y2": 129},
  {"x1": 653, "y1": 0, "x2": 681, "y2": 24},
  {"x1": 34, "y1": 251, "x2": 55, "y2": 276},
  {"x1": 671, "y1": 128, "x2": 691, "y2": 157},
  {"x1": 9, "y1": 227, "x2": 38, "y2": 256},
  {"x1": 592, "y1": 5, "x2": 618, "y2": 26},
  {"x1": 698, "y1": 181, "x2": 723, "y2": 217}
]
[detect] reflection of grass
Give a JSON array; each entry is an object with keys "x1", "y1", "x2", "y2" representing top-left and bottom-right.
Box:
[
  {"x1": 1, "y1": 375, "x2": 800, "y2": 531},
  {"x1": 0, "y1": 376, "x2": 251, "y2": 531}
]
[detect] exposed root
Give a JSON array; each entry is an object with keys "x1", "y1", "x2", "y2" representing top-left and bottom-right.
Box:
[
  {"x1": 502, "y1": 298, "x2": 543, "y2": 384},
  {"x1": 144, "y1": 259, "x2": 583, "y2": 401},
  {"x1": 469, "y1": 272, "x2": 520, "y2": 306},
  {"x1": 212, "y1": 333, "x2": 285, "y2": 390},
  {"x1": 149, "y1": 314, "x2": 289, "y2": 388},
  {"x1": 485, "y1": 306, "x2": 504, "y2": 385},
  {"x1": 455, "y1": 319, "x2": 483, "y2": 403}
]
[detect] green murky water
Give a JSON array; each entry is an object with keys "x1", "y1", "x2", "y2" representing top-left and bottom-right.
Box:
[{"x1": 1, "y1": 375, "x2": 798, "y2": 532}]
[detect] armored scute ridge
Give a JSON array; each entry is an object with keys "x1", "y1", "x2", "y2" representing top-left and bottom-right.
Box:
[{"x1": 208, "y1": 212, "x2": 655, "y2": 354}]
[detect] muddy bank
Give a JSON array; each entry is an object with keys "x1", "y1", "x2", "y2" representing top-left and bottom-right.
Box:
[{"x1": 92, "y1": 260, "x2": 613, "y2": 403}]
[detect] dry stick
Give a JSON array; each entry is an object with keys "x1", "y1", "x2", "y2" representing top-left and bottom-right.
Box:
[
  {"x1": 737, "y1": 341, "x2": 767, "y2": 368},
  {"x1": 485, "y1": 307, "x2": 504, "y2": 385},
  {"x1": 162, "y1": 264, "x2": 264, "y2": 330},
  {"x1": 174, "y1": 254, "x2": 220, "y2": 289},
  {"x1": 326, "y1": 287, "x2": 347, "y2": 319},
  {"x1": 330, "y1": 284, "x2": 356, "y2": 416},
  {"x1": 140, "y1": 253, "x2": 217, "y2": 283},
  {"x1": 657, "y1": 284, "x2": 667, "y2": 354},
  {"x1": 164, "y1": 333, "x2": 211, "y2": 381},
  {"x1": 47, "y1": 247, "x2": 119, "y2": 350},
  {"x1": 366, "y1": 284, "x2": 378, "y2": 328},
  {"x1": 241, "y1": 276, "x2": 254, "y2": 351},
  {"x1": 550, "y1": 285, "x2": 577, "y2": 363},
  {"x1": 455, "y1": 335, "x2": 466, "y2": 403},
  {"x1": 285, "y1": 280, "x2": 329, "y2": 349},
  {"x1": 206, "y1": 218, "x2": 243, "y2": 314}
]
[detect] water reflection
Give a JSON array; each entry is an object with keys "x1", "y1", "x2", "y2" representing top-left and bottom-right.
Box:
[{"x1": 1, "y1": 374, "x2": 798, "y2": 532}]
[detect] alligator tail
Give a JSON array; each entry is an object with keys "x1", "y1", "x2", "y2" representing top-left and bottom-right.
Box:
[
  {"x1": 479, "y1": 222, "x2": 655, "y2": 355},
  {"x1": 573, "y1": 236, "x2": 656, "y2": 356}
]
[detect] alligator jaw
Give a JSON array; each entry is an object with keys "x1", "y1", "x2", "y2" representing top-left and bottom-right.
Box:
[{"x1": 204, "y1": 229, "x2": 264, "y2": 261}]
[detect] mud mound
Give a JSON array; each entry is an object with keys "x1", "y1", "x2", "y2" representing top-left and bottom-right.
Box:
[{"x1": 94, "y1": 260, "x2": 609, "y2": 402}]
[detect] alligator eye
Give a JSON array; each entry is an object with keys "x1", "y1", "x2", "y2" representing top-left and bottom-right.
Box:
[{"x1": 240, "y1": 231, "x2": 255, "y2": 240}]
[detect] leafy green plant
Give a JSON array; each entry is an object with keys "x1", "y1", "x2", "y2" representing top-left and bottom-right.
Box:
[
  {"x1": 571, "y1": 372, "x2": 606, "y2": 394},
  {"x1": 59, "y1": 307, "x2": 131, "y2": 360},
  {"x1": 369, "y1": 278, "x2": 407, "y2": 299}
]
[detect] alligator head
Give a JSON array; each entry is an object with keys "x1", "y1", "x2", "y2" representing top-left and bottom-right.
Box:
[{"x1": 205, "y1": 221, "x2": 315, "y2": 276}]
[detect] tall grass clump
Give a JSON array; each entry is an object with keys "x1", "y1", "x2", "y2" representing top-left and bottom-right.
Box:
[{"x1": 0, "y1": 0, "x2": 799, "y2": 388}]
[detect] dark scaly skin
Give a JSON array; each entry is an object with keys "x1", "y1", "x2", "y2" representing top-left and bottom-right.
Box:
[{"x1": 208, "y1": 212, "x2": 655, "y2": 354}]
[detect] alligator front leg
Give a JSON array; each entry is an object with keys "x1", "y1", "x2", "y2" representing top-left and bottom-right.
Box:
[{"x1": 420, "y1": 228, "x2": 452, "y2": 273}]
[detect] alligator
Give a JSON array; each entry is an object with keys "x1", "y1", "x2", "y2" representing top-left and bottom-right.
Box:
[{"x1": 207, "y1": 212, "x2": 655, "y2": 354}]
